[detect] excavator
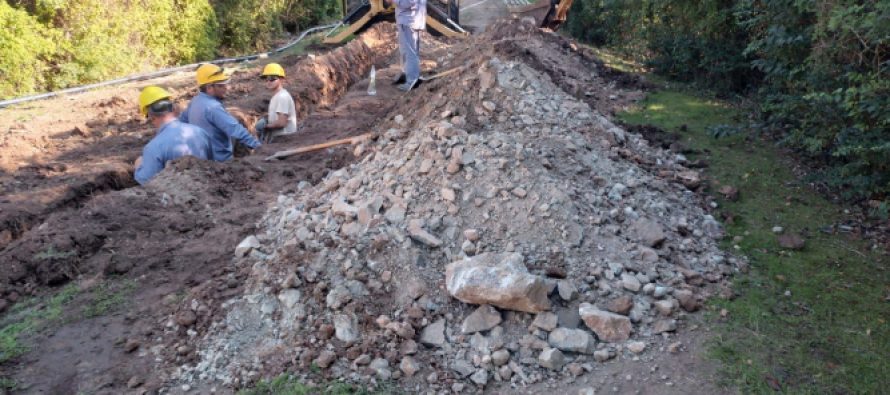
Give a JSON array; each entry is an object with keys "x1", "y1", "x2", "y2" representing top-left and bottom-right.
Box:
[{"x1": 323, "y1": 0, "x2": 574, "y2": 44}]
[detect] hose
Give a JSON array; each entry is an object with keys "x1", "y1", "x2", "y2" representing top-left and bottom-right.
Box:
[{"x1": 0, "y1": 23, "x2": 338, "y2": 109}]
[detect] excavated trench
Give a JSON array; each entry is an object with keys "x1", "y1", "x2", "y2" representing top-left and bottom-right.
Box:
[{"x1": 0, "y1": 24, "x2": 413, "y2": 394}]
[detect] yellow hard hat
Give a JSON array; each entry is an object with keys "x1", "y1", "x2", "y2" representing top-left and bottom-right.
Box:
[
  {"x1": 261, "y1": 63, "x2": 286, "y2": 78},
  {"x1": 196, "y1": 63, "x2": 229, "y2": 86},
  {"x1": 138, "y1": 86, "x2": 172, "y2": 116}
]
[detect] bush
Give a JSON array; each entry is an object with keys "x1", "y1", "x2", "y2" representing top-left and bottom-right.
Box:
[
  {"x1": 0, "y1": 0, "x2": 338, "y2": 100},
  {"x1": 566, "y1": 0, "x2": 890, "y2": 202},
  {"x1": 0, "y1": 2, "x2": 59, "y2": 98}
]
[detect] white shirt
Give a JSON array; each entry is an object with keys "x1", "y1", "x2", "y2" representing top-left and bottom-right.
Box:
[{"x1": 268, "y1": 88, "x2": 298, "y2": 135}]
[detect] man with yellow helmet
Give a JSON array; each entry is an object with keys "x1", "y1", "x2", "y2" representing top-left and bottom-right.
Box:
[
  {"x1": 134, "y1": 86, "x2": 212, "y2": 185},
  {"x1": 254, "y1": 63, "x2": 298, "y2": 143},
  {"x1": 179, "y1": 64, "x2": 262, "y2": 161}
]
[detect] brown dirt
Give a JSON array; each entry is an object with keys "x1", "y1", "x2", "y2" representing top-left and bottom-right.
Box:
[
  {"x1": 0, "y1": 17, "x2": 738, "y2": 395},
  {"x1": 0, "y1": 25, "x2": 408, "y2": 394}
]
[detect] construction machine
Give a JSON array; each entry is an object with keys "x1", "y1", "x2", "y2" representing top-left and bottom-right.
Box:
[
  {"x1": 324, "y1": 0, "x2": 467, "y2": 44},
  {"x1": 323, "y1": 0, "x2": 574, "y2": 44}
]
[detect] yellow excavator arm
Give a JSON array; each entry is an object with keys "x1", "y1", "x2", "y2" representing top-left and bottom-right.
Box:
[
  {"x1": 322, "y1": 0, "x2": 573, "y2": 45},
  {"x1": 324, "y1": 0, "x2": 467, "y2": 44}
]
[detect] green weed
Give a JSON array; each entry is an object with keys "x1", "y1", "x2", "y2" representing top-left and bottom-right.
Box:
[
  {"x1": 82, "y1": 280, "x2": 135, "y2": 318},
  {"x1": 618, "y1": 90, "x2": 890, "y2": 393},
  {"x1": 0, "y1": 284, "x2": 78, "y2": 363}
]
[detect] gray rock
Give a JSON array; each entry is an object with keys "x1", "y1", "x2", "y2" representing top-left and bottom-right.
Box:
[
  {"x1": 314, "y1": 351, "x2": 337, "y2": 368},
  {"x1": 631, "y1": 218, "x2": 667, "y2": 247},
  {"x1": 400, "y1": 356, "x2": 420, "y2": 377},
  {"x1": 235, "y1": 236, "x2": 260, "y2": 257},
  {"x1": 557, "y1": 307, "x2": 581, "y2": 329},
  {"x1": 452, "y1": 360, "x2": 476, "y2": 378},
  {"x1": 464, "y1": 229, "x2": 481, "y2": 242},
  {"x1": 331, "y1": 198, "x2": 358, "y2": 218},
  {"x1": 408, "y1": 219, "x2": 443, "y2": 247},
  {"x1": 370, "y1": 358, "x2": 392, "y2": 379},
  {"x1": 385, "y1": 205, "x2": 407, "y2": 224},
  {"x1": 470, "y1": 369, "x2": 489, "y2": 386},
  {"x1": 654, "y1": 299, "x2": 674, "y2": 316},
  {"x1": 627, "y1": 341, "x2": 646, "y2": 354},
  {"x1": 558, "y1": 281, "x2": 579, "y2": 301},
  {"x1": 608, "y1": 183, "x2": 627, "y2": 201},
  {"x1": 548, "y1": 327, "x2": 595, "y2": 354},
  {"x1": 593, "y1": 349, "x2": 613, "y2": 362},
  {"x1": 492, "y1": 349, "x2": 511, "y2": 366},
  {"x1": 461, "y1": 305, "x2": 503, "y2": 334},
  {"x1": 420, "y1": 318, "x2": 446, "y2": 347},
  {"x1": 621, "y1": 272, "x2": 641, "y2": 292},
  {"x1": 326, "y1": 285, "x2": 352, "y2": 309},
  {"x1": 531, "y1": 312, "x2": 559, "y2": 331},
  {"x1": 333, "y1": 314, "x2": 361, "y2": 343},
  {"x1": 277, "y1": 289, "x2": 302, "y2": 310},
  {"x1": 579, "y1": 303, "x2": 632, "y2": 342},
  {"x1": 538, "y1": 348, "x2": 566, "y2": 370},
  {"x1": 445, "y1": 253, "x2": 551, "y2": 313},
  {"x1": 653, "y1": 319, "x2": 677, "y2": 334}
]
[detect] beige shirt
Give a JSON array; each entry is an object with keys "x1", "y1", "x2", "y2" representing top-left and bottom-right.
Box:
[{"x1": 268, "y1": 89, "x2": 298, "y2": 134}]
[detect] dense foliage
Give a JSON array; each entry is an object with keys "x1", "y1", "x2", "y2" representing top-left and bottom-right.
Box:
[
  {"x1": 567, "y1": 0, "x2": 889, "y2": 202},
  {"x1": 0, "y1": 0, "x2": 338, "y2": 100}
]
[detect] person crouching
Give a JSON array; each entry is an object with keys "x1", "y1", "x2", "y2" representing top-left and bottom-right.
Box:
[
  {"x1": 254, "y1": 63, "x2": 298, "y2": 143},
  {"x1": 134, "y1": 86, "x2": 213, "y2": 185}
]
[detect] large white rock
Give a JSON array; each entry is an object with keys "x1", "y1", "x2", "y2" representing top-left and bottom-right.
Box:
[{"x1": 445, "y1": 253, "x2": 551, "y2": 313}]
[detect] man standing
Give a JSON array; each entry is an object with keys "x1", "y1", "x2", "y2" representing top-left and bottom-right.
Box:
[
  {"x1": 254, "y1": 63, "x2": 298, "y2": 143},
  {"x1": 180, "y1": 64, "x2": 262, "y2": 161},
  {"x1": 134, "y1": 86, "x2": 212, "y2": 185},
  {"x1": 393, "y1": 0, "x2": 427, "y2": 92}
]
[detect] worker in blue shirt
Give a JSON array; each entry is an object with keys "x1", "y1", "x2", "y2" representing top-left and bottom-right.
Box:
[
  {"x1": 134, "y1": 86, "x2": 213, "y2": 185},
  {"x1": 179, "y1": 64, "x2": 261, "y2": 161}
]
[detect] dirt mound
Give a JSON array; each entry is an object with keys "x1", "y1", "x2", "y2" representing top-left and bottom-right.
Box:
[{"x1": 167, "y1": 23, "x2": 741, "y2": 393}]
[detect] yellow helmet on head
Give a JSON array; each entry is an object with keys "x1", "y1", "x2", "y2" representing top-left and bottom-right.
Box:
[
  {"x1": 261, "y1": 63, "x2": 286, "y2": 78},
  {"x1": 196, "y1": 63, "x2": 229, "y2": 86},
  {"x1": 138, "y1": 86, "x2": 172, "y2": 116}
]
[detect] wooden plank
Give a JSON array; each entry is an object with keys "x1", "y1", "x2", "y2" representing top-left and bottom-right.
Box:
[
  {"x1": 264, "y1": 133, "x2": 372, "y2": 161},
  {"x1": 420, "y1": 66, "x2": 464, "y2": 81}
]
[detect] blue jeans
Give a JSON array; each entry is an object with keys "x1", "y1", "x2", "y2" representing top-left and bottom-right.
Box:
[{"x1": 398, "y1": 24, "x2": 421, "y2": 83}]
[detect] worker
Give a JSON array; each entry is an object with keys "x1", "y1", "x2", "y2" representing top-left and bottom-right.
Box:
[
  {"x1": 254, "y1": 63, "x2": 298, "y2": 143},
  {"x1": 392, "y1": 0, "x2": 427, "y2": 92},
  {"x1": 134, "y1": 86, "x2": 212, "y2": 185},
  {"x1": 179, "y1": 64, "x2": 262, "y2": 161}
]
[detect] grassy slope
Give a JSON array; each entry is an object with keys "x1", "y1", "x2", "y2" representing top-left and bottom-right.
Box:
[{"x1": 618, "y1": 89, "x2": 890, "y2": 393}]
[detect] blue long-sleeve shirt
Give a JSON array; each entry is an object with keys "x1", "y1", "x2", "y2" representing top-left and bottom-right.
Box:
[
  {"x1": 179, "y1": 92, "x2": 261, "y2": 161},
  {"x1": 135, "y1": 120, "x2": 213, "y2": 185},
  {"x1": 396, "y1": 0, "x2": 426, "y2": 30}
]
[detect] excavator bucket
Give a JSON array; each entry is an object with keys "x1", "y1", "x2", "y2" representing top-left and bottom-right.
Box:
[
  {"x1": 324, "y1": 0, "x2": 467, "y2": 44},
  {"x1": 505, "y1": 0, "x2": 573, "y2": 30}
]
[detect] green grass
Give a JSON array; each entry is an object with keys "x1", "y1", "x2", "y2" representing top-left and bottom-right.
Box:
[
  {"x1": 238, "y1": 374, "x2": 389, "y2": 395},
  {"x1": 0, "y1": 284, "x2": 78, "y2": 363},
  {"x1": 82, "y1": 280, "x2": 135, "y2": 318},
  {"x1": 618, "y1": 90, "x2": 890, "y2": 393}
]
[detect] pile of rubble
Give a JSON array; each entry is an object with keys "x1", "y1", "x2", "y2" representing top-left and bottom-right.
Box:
[{"x1": 168, "y1": 23, "x2": 742, "y2": 393}]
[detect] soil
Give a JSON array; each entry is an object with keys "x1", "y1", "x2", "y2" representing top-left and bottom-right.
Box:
[
  {"x1": 0, "y1": 17, "x2": 737, "y2": 395},
  {"x1": 0, "y1": 25, "x2": 408, "y2": 394}
]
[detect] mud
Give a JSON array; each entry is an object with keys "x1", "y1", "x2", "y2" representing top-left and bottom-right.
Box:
[{"x1": 0, "y1": 25, "x2": 404, "y2": 394}]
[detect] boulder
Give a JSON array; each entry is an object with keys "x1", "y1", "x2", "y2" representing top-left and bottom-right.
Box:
[
  {"x1": 445, "y1": 253, "x2": 551, "y2": 313},
  {"x1": 461, "y1": 305, "x2": 503, "y2": 334},
  {"x1": 579, "y1": 303, "x2": 632, "y2": 342}
]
